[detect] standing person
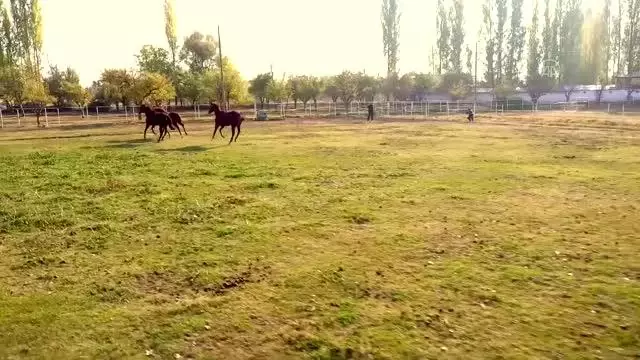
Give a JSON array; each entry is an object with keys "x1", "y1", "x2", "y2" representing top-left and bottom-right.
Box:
[
  {"x1": 367, "y1": 104, "x2": 375, "y2": 122},
  {"x1": 466, "y1": 107, "x2": 475, "y2": 123}
]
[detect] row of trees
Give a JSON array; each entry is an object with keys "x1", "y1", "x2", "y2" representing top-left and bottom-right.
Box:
[
  {"x1": 0, "y1": 0, "x2": 251, "y2": 118},
  {"x1": 248, "y1": 71, "x2": 474, "y2": 110},
  {"x1": 88, "y1": 0, "x2": 250, "y2": 110},
  {"x1": 6, "y1": 0, "x2": 640, "y2": 118},
  {"x1": 429, "y1": 0, "x2": 640, "y2": 103}
]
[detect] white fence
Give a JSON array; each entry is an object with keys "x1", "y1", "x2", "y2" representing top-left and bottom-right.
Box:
[{"x1": 1, "y1": 99, "x2": 639, "y2": 129}]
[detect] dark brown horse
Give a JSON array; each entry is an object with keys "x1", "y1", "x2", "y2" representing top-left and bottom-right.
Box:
[
  {"x1": 208, "y1": 103, "x2": 244, "y2": 143},
  {"x1": 139, "y1": 105, "x2": 172, "y2": 142},
  {"x1": 153, "y1": 106, "x2": 188, "y2": 136}
]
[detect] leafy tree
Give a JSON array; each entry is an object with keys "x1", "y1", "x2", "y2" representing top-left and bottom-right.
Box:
[
  {"x1": 448, "y1": 0, "x2": 464, "y2": 72},
  {"x1": 381, "y1": 73, "x2": 397, "y2": 101},
  {"x1": 494, "y1": 80, "x2": 516, "y2": 101},
  {"x1": 297, "y1": 75, "x2": 324, "y2": 110},
  {"x1": 288, "y1": 76, "x2": 302, "y2": 109},
  {"x1": 180, "y1": 72, "x2": 205, "y2": 105},
  {"x1": 356, "y1": 74, "x2": 380, "y2": 102},
  {"x1": 180, "y1": 32, "x2": 217, "y2": 74},
  {"x1": 136, "y1": 45, "x2": 172, "y2": 76},
  {"x1": 62, "y1": 81, "x2": 91, "y2": 117},
  {"x1": 198, "y1": 57, "x2": 247, "y2": 106},
  {"x1": 249, "y1": 73, "x2": 272, "y2": 108},
  {"x1": 267, "y1": 76, "x2": 290, "y2": 104},
  {"x1": 309, "y1": 76, "x2": 324, "y2": 110},
  {"x1": 413, "y1": 73, "x2": 439, "y2": 100},
  {"x1": 324, "y1": 77, "x2": 340, "y2": 104},
  {"x1": 45, "y1": 65, "x2": 81, "y2": 107},
  {"x1": 439, "y1": 72, "x2": 473, "y2": 100},
  {"x1": 23, "y1": 73, "x2": 51, "y2": 126},
  {"x1": 526, "y1": 74, "x2": 554, "y2": 107},
  {"x1": 381, "y1": 0, "x2": 400, "y2": 76},
  {"x1": 128, "y1": 72, "x2": 175, "y2": 106},
  {"x1": 394, "y1": 73, "x2": 414, "y2": 100},
  {"x1": 333, "y1": 71, "x2": 360, "y2": 110},
  {"x1": 0, "y1": 64, "x2": 26, "y2": 108},
  {"x1": 100, "y1": 68, "x2": 135, "y2": 110}
]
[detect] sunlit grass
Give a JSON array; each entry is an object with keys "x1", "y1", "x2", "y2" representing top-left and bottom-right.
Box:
[{"x1": 1, "y1": 112, "x2": 639, "y2": 359}]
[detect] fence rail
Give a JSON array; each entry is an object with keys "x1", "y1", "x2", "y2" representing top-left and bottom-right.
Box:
[{"x1": 1, "y1": 100, "x2": 640, "y2": 129}]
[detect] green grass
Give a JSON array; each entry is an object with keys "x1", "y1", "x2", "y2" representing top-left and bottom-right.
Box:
[{"x1": 1, "y1": 114, "x2": 639, "y2": 359}]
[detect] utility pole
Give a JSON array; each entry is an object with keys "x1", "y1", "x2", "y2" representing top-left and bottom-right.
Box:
[
  {"x1": 218, "y1": 25, "x2": 226, "y2": 110},
  {"x1": 474, "y1": 41, "x2": 478, "y2": 112}
]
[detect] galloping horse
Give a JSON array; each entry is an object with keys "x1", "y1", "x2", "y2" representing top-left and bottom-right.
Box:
[
  {"x1": 153, "y1": 106, "x2": 188, "y2": 136},
  {"x1": 208, "y1": 103, "x2": 245, "y2": 144},
  {"x1": 138, "y1": 105, "x2": 173, "y2": 142}
]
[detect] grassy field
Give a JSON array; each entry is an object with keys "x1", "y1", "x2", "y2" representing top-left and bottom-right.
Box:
[{"x1": 0, "y1": 113, "x2": 639, "y2": 359}]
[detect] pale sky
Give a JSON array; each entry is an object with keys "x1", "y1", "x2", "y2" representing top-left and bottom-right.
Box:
[{"x1": 40, "y1": 0, "x2": 601, "y2": 86}]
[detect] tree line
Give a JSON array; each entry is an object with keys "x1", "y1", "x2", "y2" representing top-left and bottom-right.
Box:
[
  {"x1": 431, "y1": 0, "x2": 640, "y2": 103},
  {"x1": 3, "y1": 0, "x2": 640, "y2": 117}
]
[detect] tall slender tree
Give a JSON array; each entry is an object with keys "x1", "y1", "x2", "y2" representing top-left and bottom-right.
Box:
[
  {"x1": 449, "y1": 0, "x2": 465, "y2": 73},
  {"x1": 624, "y1": 0, "x2": 640, "y2": 75},
  {"x1": 164, "y1": 0, "x2": 178, "y2": 68},
  {"x1": 465, "y1": 45, "x2": 473, "y2": 75},
  {"x1": 611, "y1": 0, "x2": 623, "y2": 75},
  {"x1": 494, "y1": 0, "x2": 508, "y2": 82},
  {"x1": 527, "y1": 1, "x2": 541, "y2": 80},
  {"x1": 8, "y1": 0, "x2": 43, "y2": 74},
  {"x1": 436, "y1": 0, "x2": 450, "y2": 74},
  {"x1": 541, "y1": 0, "x2": 554, "y2": 64},
  {"x1": 551, "y1": 0, "x2": 565, "y2": 74},
  {"x1": 381, "y1": 0, "x2": 400, "y2": 77},
  {"x1": 506, "y1": 0, "x2": 526, "y2": 82},
  {"x1": 482, "y1": 0, "x2": 495, "y2": 87},
  {"x1": 602, "y1": 0, "x2": 612, "y2": 82}
]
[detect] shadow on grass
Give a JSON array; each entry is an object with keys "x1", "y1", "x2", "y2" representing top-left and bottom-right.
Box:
[
  {"x1": 156, "y1": 145, "x2": 210, "y2": 153},
  {"x1": 6, "y1": 133, "x2": 98, "y2": 141},
  {"x1": 103, "y1": 138, "x2": 153, "y2": 149}
]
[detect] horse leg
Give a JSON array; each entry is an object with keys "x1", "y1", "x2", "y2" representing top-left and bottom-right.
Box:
[
  {"x1": 151, "y1": 125, "x2": 156, "y2": 135},
  {"x1": 229, "y1": 125, "x2": 236, "y2": 144},
  {"x1": 181, "y1": 122, "x2": 188, "y2": 135},
  {"x1": 234, "y1": 123, "x2": 241, "y2": 142},
  {"x1": 212, "y1": 124, "x2": 220, "y2": 140},
  {"x1": 174, "y1": 121, "x2": 182, "y2": 137},
  {"x1": 144, "y1": 124, "x2": 151, "y2": 139},
  {"x1": 218, "y1": 126, "x2": 225, "y2": 138},
  {"x1": 157, "y1": 127, "x2": 164, "y2": 143}
]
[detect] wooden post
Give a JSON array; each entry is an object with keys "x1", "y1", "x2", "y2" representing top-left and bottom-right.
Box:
[
  {"x1": 124, "y1": 106, "x2": 128, "y2": 120},
  {"x1": 0, "y1": 109, "x2": 3, "y2": 128},
  {"x1": 17, "y1": 109, "x2": 20, "y2": 126},
  {"x1": 96, "y1": 106, "x2": 99, "y2": 119},
  {"x1": 44, "y1": 108, "x2": 49, "y2": 127},
  {"x1": 57, "y1": 108, "x2": 61, "y2": 124}
]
